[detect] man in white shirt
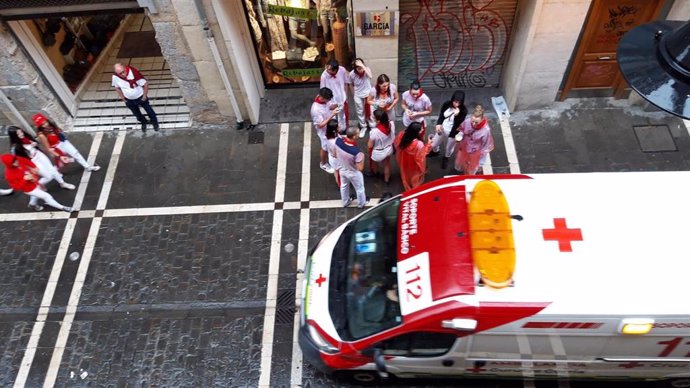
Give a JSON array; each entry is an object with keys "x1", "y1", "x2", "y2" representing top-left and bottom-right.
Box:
[
  {"x1": 334, "y1": 127, "x2": 368, "y2": 208},
  {"x1": 112, "y1": 63, "x2": 159, "y2": 132},
  {"x1": 320, "y1": 59, "x2": 350, "y2": 129}
]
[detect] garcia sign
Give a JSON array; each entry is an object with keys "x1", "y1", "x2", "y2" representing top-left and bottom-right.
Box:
[{"x1": 354, "y1": 11, "x2": 397, "y2": 36}]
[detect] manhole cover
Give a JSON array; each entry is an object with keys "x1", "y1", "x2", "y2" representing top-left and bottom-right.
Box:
[
  {"x1": 248, "y1": 131, "x2": 264, "y2": 144},
  {"x1": 633, "y1": 125, "x2": 677, "y2": 152}
]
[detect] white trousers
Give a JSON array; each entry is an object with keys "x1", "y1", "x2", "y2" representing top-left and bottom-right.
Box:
[
  {"x1": 339, "y1": 169, "x2": 366, "y2": 207},
  {"x1": 431, "y1": 127, "x2": 456, "y2": 158},
  {"x1": 31, "y1": 150, "x2": 65, "y2": 186},
  {"x1": 57, "y1": 140, "x2": 89, "y2": 168},
  {"x1": 26, "y1": 187, "x2": 66, "y2": 210},
  {"x1": 354, "y1": 96, "x2": 375, "y2": 129}
]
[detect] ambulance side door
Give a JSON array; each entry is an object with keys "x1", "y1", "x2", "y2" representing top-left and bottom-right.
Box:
[{"x1": 370, "y1": 331, "x2": 463, "y2": 377}]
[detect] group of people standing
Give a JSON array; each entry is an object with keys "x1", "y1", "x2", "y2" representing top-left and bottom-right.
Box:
[
  {"x1": 311, "y1": 58, "x2": 495, "y2": 208},
  {"x1": 1, "y1": 113, "x2": 100, "y2": 212}
]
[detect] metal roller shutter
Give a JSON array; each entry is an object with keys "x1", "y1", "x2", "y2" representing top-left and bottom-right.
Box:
[{"x1": 398, "y1": 0, "x2": 518, "y2": 90}]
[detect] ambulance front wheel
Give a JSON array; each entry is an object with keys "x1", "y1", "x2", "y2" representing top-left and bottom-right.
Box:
[{"x1": 661, "y1": 377, "x2": 690, "y2": 388}]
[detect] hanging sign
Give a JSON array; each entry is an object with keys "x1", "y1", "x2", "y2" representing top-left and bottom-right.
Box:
[
  {"x1": 266, "y1": 4, "x2": 317, "y2": 20},
  {"x1": 354, "y1": 11, "x2": 397, "y2": 36}
]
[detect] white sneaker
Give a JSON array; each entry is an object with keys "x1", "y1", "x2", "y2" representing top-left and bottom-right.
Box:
[
  {"x1": 320, "y1": 163, "x2": 335, "y2": 174},
  {"x1": 0, "y1": 188, "x2": 13, "y2": 196},
  {"x1": 28, "y1": 204, "x2": 44, "y2": 211},
  {"x1": 359, "y1": 127, "x2": 368, "y2": 138},
  {"x1": 63, "y1": 206, "x2": 74, "y2": 212},
  {"x1": 87, "y1": 165, "x2": 101, "y2": 172},
  {"x1": 343, "y1": 198, "x2": 352, "y2": 208},
  {"x1": 60, "y1": 182, "x2": 76, "y2": 190}
]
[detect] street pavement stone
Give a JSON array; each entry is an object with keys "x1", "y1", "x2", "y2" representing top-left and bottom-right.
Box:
[
  {"x1": 55, "y1": 315, "x2": 263, "y2": 387},
  {"x1": 0, "y1": 220, "x2": 66, "y2": 308},
  {"x1": 0, "y1": 322, "x2": 31, "y2": 387},
  {"x1": 78, "y1": 213, "x2": 273, "y2": 306}
]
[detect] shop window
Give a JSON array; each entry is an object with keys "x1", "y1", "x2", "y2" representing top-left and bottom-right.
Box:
[
  {"x1": 243, "y1": 0, "x2": 354, "y2": 86},
  {"x1": 28, "y1": 15, "x2": 125, "y2": 92}
]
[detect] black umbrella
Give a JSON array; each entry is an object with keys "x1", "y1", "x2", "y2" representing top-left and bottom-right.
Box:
[{"x1": 617, "y1": 20, "x2": 690, "y2": 119}]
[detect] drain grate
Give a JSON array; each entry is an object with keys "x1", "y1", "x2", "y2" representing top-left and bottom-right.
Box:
[
  {"x1": 248, "y1": 131, "x2": 264, "y2": 144},
  {"x1": 276, "y1": 306, "x2": 295, "y2": 325},
  {"x1": 633, "y1": 125, "x2": 677, "y2": 152},
  {"x1": 277, "y1": 289, "x2": 295, "y2": 306}
]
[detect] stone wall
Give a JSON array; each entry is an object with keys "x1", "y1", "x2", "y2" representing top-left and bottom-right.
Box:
[
  {"x1": 0, "y1": 21, "x2": 68, "y2": 130},
  {"x1": 148, "y1": 0, "x2": 231, "y2": 129}
]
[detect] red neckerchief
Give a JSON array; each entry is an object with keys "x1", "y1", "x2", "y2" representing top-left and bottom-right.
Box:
[
  {"x1": 472, "y1": 117, "x2": 487, "y2": 130},
  {"x1": 328, "y1": 69, "x2": 338, "y2": 79},
  {"x1": 313, "y1": 96, "x2": 326, "y2": 104},
  {"x1": 20, "y1": 137, "x2": 32, "y2": 145},
  {"x1": 114, "y1": 65, "x2": 145, "y2": 88},
  {"x1": 355, "y1": 69, "x2": 365, "y2": 78},
  {"x1": 343, "y1": 137, "x2": 357, "y2": 146},
  {"x1": 39, "y1": 124, "x2": 62, "y2": 136},
  {"x1": 412, "y1": 88, "x2": 425, "y2": 100},
  {"x1": 376, "y1": 122, "x2": 391, "y2": 136}
]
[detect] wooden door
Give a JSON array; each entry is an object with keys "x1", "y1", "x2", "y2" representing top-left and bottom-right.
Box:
[{"x1": 560, "y1": 0, "x2": 664, "y2": 100}]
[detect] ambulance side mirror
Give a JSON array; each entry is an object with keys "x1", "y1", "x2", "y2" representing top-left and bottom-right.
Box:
[
  {"x1": 373, "y1": 348, "x2": 389, "y2": 378},
  {"x1": 442, "y1": 318, "x2": 478, "y2": 332}
]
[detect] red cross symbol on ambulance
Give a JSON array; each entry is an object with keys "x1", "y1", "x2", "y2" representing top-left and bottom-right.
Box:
[{"x1": 542, "y1": 218, "x2": 583, "y2": 252}]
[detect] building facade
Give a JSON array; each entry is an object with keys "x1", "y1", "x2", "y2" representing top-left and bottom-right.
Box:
[{"x1": 1, "y1": 0, "x2": 689, "y2": 131}]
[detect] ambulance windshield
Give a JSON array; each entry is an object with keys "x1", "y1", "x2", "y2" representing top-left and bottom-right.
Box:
[{"x1": 335, "y1": 198, "x2": 402, "y2": 340}]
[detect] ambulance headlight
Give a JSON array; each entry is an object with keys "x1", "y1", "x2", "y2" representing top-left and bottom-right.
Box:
[
  {"x1": 308, "y1": 324, "x2": 338, "y2": 354},
  {"x1": 618, "y1": 318, "x2": 654, "y2": 335}
]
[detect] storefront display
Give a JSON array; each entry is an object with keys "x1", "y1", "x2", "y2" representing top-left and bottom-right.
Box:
[
  {"x1": 244, "y1": 0, "x2": 353, "y2": 86},
  {"x1": 28, "y1": 15, "x2": 124, "y2": 92}
]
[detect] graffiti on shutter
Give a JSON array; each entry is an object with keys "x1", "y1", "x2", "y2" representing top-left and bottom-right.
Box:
[{"x1": 398, "y1": 0, "x2": 518, "y2": 90}]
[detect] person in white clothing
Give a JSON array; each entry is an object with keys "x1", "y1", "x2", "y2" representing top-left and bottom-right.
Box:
[
  {"x1": 401, "y1": 80, "x2": 432, "y2": 133},
  {"x1": 348, "y1": 58, "x2": 375, "y2": 137},
  {"x1": 325, "y1": 119, "x2": 342, "y2": 188},
  {"x1": 367, "y1": 109, "x2": 395, "y2": 186},
  {"x1": 7, "y1": 126, "x2": 75, "y2": 191},
  {"x1": 334, "y1": 127, "x2": 368, "y2": 208},
  {"x1": 367, "y1": 74, "x2": 399, "y2": 125},
  {"x1": 320, "y1": 59, "x2": 350, "y2": 129},
  {"x1": 431, "y1": 90, "x2": 468, "y2": 169},
  {"x1": 112, "y1": 63, "x2": 159, "y2": 132},
  {"x1": 310, "y1": 87, "x2": 339, "y2": 174},
  {"x1": 33, "y1": 113, "x2": 100, "y2": 172}
]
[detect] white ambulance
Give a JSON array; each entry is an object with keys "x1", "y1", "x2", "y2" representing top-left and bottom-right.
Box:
[{"x1": 298, "y1": 172, "x2": 690, "y2": 386}]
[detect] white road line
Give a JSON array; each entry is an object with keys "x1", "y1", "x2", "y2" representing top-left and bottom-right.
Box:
[
  {"x1": 43, "y1": 131, "x2": 126, "y2": 388},
  {"x1": 499, "y1": 115, "x2": 521, "y2": 174},
  {"x1": 290, "y1": 122, "x2": 312, "y2": 387},
  {"x1": 683, "y1": 119, "x2": 690, "y2": 137},
  {"x1": 259, "y1": 123, "x2": 290, "y2": 387},
  {"x1": 14, "y1": 133, "x2": 104, "y2": 388},
  {"x1": 482, "y1": 154, "x2": 493, "y2": 175},
  {"x1": 548, "y1": 334, "x2": 571, "y2": 386},
  {"x1": 103, "y1": 203, "x2": 275, "y2": 217}
]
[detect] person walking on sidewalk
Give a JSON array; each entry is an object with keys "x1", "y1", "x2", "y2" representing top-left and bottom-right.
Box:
[
  {"x1": 1, "y1": 154, "x2": 74, "y2": 212},
  {"x1": 7, "y1": 126, "x2": 75, "y2": 191},
  {"x1": 432, "y1": 90, "x2": 467, "y2": 169},
  {"x1": 367, "y1": 74, "x2": 399, "y2": 126},
  {"x1": 394, "y1": 122, "x2": 432, "y2": 192},
  {"x1": 348, "y1": 58, "x2": 375, "y2": 138},
  {"x1": 311, "y1": 87, "x2": 340, "y2": 174},
  {"x1": 320, "y1": 59, "x2": 350, "y2": 129},
  {"x1": 334, "y1": 127, "x2": 368, "y2": 208},
  {"x1": 112, "y1": 63, "x2": 159, "y2": 132},
  {"x1": 367, "y1": 109, "x2": 395, "y2": 186},
  {"x1": 33, "y1": 113, "x2": 101, "y2": 172},
  {"x1": 455, "y1": 104, "x2": 494, "y2": 175}
]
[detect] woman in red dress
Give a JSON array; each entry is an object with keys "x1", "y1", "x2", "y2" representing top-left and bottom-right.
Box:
[{"x1": 394, "y1": 122, "x2": 432, "y2": 192}]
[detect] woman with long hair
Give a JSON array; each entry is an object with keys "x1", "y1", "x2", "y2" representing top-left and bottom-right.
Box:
[
  {"x1": 455, "y1": 105, "x2": 494, "y2": 175},
  {"x1": 7, "y1": 126, "x2": 75, "y2": 191},
  {"x1": 367, "y1": 74, "x2": 399, "y2": 125},
  {"x1": 33, "y1": 113, "x2": 100, "y2": 172},
  {"x1": 367, "y1": 109, "x2": 395, "y2": 185},
  {"x1": 1, "y1": 154, "x2": 74, "y2": 212},
  {"x1": 394, "y1": 121, "x2": 432, "y2": 191},
  {"x1": 325, "y1": 118, "x2": 342, "y2": 188}
]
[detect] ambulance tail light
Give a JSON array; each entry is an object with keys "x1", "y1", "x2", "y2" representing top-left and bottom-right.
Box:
[
  {"x1": 307, "y1": 323, "x2": 339, "y2": 354},
  {"x1": 618, "y1": 318, "x2": 654, "y2": 335},
  {"x1": 442, "y1": 318, "x2": 478, "y2": 332}
]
